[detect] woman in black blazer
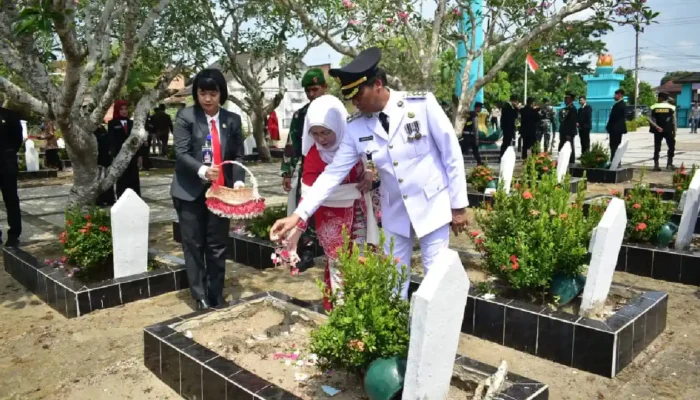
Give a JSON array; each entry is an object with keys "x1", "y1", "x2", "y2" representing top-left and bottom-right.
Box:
[
  {"x1": 170, "y1": 69, "x2": 245, "y2": 310},
  {"x1": 107, "y1": 100, "x2": 141, "y2": 197}
]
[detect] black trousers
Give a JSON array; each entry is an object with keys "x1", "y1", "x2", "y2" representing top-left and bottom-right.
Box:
[
  {"x1": 609, "y1": 134, "x2": 622, "y2": 161},
  {"x1": 0, "y1": 163, "x2": 21, "y2": 241},
  {"x1": 460, "y1": 134, "x2": 482, "y2": 164},
  {"x1": 579, "y1": 128, "x2": 591, "y2": 154},
  {"x1": 490, "y1": 117, "x2": 498, "y2": 130},
  {"x1": 173, "y1": 194, "x2": 229, "y2": 303},
  {"x1": 500, "y1": 129, "x2": 515, "y2": 158},
  {"x1": 653, "y1": 132, "x2": 675, "y2": 165},
  {"x1": 521, "y1": 134, "x2": 536, "y2": 160},
  {"x1": 559, "y1": 134, "x2": 576, "y2": 164},
  {"x1": 157, "y1": 132, "x2": 169, "y2": 156},
  {"x1": 116, "y1": 159, "x2": 141, "y2": 198},
  {"x1": 45, "y1": 149, "x2": 63, "y2": 171}
]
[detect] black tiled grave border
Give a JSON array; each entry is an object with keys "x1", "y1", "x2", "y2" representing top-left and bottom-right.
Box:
[
  {"x1": 3, "y1": 247, "x2": 188, "y2": 318},
  {"x1": 468, "y1": 177, "x2": 586, "y2": 209},
  {"x1": 18, "y1": 169, "x2": 58, "y2": 180},
  {"x1": 144, "y1": 292, "x2": 549, "y2": 400},
  {"x1": 616, "y1": 242, "x2": 700, "y2": 285},
  {"x1": 570, "y1": 166, "x2": 634, "y2": 183},
  {"x1": 150, "y1": 157, "x2": 176, "y2": 169},
  {"x1": 172, "y1": 220, "x2": 324, "y2": 270},
  {"x1": 407, "y1": 277, "x2": 668, "y2": 378}
]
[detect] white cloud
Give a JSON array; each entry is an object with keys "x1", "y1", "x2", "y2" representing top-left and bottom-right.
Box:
[{"x1": 677, "y1": 40, "x2": 695, "y2": 47}]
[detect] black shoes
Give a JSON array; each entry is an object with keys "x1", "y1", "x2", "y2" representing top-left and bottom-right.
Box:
[
  {"x1": 4, "y1": 236, "x2": 19, "y2": 247},
  {"x1": 196, "y1": 299, "x2": 210, "y2": 310},
  {"x1": 653, "y1": 164, "x2": 662, "y2": 172},
  {"x1": 667, "y1": 164, "x2": 677, "y2": 171}
]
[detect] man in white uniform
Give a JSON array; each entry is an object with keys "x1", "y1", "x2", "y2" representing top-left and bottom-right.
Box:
[{"x1": 270, "y1": 47, "x2": 469, "y2": 298}]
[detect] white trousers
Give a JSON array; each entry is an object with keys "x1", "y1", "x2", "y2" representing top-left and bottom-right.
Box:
[{"x1": 384, "y1": 224, "x2": 450, "y2": 299}]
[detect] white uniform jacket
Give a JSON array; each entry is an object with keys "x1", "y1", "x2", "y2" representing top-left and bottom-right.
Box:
[{"x1": 295, "y1": 90, "x2": 468, "y2": 239}]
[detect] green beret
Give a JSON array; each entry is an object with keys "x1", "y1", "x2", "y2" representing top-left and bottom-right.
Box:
[{"x1": 301, "y1": 68, "x2": 326, "y2": 88}]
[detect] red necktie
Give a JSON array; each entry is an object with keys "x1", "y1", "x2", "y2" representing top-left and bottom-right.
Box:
[{"x1": 210, "y1": 119, "x2": 224, "y2": 185}]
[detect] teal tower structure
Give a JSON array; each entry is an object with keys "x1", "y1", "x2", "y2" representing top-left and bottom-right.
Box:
[
  {"x1": 582, "y1": 55, "x2": 625, "y2": 133},
  {"x1": 455, "y1": 0, "x2": 484, "y2": 105}
]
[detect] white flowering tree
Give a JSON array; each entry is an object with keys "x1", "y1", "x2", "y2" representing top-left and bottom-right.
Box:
[
  {"x1": 0, "y1": 0, "x2": 207, "y2": 206},
  {"x1": 192, "y1": 0, "x2": 322, "y2": 162},
  {"x1": 276, "y1": 0, "x2": 656, "y2": 134}
]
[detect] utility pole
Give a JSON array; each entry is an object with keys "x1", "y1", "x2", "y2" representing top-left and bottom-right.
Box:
[{"x1": 633, "y1": 15, "x2": 641, "y2": 117}]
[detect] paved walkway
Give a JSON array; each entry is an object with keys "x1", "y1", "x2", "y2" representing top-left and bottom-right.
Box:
[{"x1": 1, "y1": 129, "x2": 698, "y2": 244}]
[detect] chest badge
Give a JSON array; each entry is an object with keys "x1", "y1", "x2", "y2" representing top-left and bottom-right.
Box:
[
  {"x1": 404, "y1": 121, "x2": 423, "y2": 142},
  {"x1": 397, "y1": 100, "x2": 404, "y2": 108},
  {"x1": 359, "y1": 136, "x2": 373, "y2": 142},
  {"x1": 407, "y1": 112, "x2": 415, "y2": 118},
  {"x1": 222, "y1": 123, "x2": 227, "y2": 129}
]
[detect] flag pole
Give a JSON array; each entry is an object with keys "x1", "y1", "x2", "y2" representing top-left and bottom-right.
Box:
[{"x1": 524, "y1": 56, "x2": 528, "y2": 101}]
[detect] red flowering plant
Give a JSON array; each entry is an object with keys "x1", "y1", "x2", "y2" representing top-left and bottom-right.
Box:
[
  {"x1": 470, "y1": 157, "x2": 594, "y2": 293},
  {"x1": 467, "y1": 163, "x2": 495, "y2": 192},
  {"x1": 60, "y1": 206, "x2": 113, "y2": 278},
  {"x1": 671, "y1": 163, "x2": 698, "y2": 202},
  {"x1": 589, "y1": 177, "x2": 675, "y2": 244},
  {"x1": 530, "y1": 142, "x2": 556, "y2": 176},
  {"x1": 310, "y1": 230, "x2": 409, "y2": 376}
]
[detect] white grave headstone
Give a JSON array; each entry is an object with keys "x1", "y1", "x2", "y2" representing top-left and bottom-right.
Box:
[
  {"x1": 675, "y1": 170, "x2": 700, "y2": 250},
  {"x1": 111, "y1": 189, "x2": 149, "y2": 279},
  {"x1": 580, "y1": 197, "x2": 626, "y2": 318},
  {"x1": 24, "y1": 139, "x2": 40, "y2": 172},
  {"x1": 243, "y1": 136, "x2": 255, "y2": 156},
  {"x1": 496, "y1": 146, "x2": 516, "y2": 195},
  {"x1": 609, "y1": 139, "x2": 628, "y2": 170},
  {"x1": 21, "y1": 120, "x2": 28, "y2": 140},
  {"x1": 556, "y1": 141, "x2": 572, "y2": 183},
  {"x1": 402, "y1": 248, "x2": 470, "y2": 400},
  {"x1": 57, "y1": 138, "x2": 65, "y2": 149}
]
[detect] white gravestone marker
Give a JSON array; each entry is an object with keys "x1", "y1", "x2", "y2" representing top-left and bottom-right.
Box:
[
  {"x1": 24, "y1": 139, "x2": 40, "y2": 172},
  {"x1": 243, "y1": 136, "x2": 255, "y2": 156},
  {"x1": 492, "y1": 146, "x2": 516, "y2": 195},
  {"x1": 557, "y1": 141, "x2": 572, "y2": 183},
  {"x1": 402, "y1": 248, "x2": 470, "y2": 400},
  {"x1": 111, "y1": 189, "x2": 149, "y2": 279},
  {"x1": 609, "y1": 139, "x2": 628, "y2": 170},
  {"x1": 675, "y1": 170, "x2": 700, "y2": 250},
  {"x1": 579, "y1": 198, "x2": 626, "y2": 318}
]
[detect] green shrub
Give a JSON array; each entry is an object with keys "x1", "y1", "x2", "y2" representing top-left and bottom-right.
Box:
[
  {"x1": 310, "y1": 231, "x2": 409, "y2": 376},
  {"x1": 246, "y1": 205, "x2": 288, "y2": 240},
  {"x1": 471, "y1": 158, "x2": 594, "y2": 293},
  {"x1": 467, "y1": 163, "x2": 495, "y2": 192},
  {"x1": 626, "y1": 120, "x2": 637, "y2": 132},
  {"x1": 635, "y1": 115, "x2": 650, "y2": 128},
  {"x1": 61, "y1": 207, "x2": 113, "y2": 277},
  {"x1": 579, "y1": 142, "x2": 610, "y2": 168}
]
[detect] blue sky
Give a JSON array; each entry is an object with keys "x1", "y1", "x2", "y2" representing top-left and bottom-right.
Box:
[{"x1": 300, "y1": 0, "x2": 700, "y2": 86}]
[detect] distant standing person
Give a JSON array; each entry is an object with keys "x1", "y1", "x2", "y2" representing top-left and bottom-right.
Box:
[
  {"x1": 108, "y1": 100, "x2": 141, "y2": 197},
  {"x1": 41, "y1": 120, "x2": 63, "y2": 171},
  {"x1": 151, "y1": 104, "x2": 174, "y2": 156},
  {"x1": 490, "y1": 105, "x2": 500, "y2": 130},
  {"x1": 500, "y1": 95, "x2": 519, "y2": 159},
  {"x1": 0, "y1": 106, "x2": 23, "y2": 247},
  {"x1": 690, "y1": 103, "x2": 700, "y2": 134},
  {"x1": 519, "y1": 97, "x2": 541, "y2": 160},
  {"x1": 649, "y1": 92, "x2": 677, "y2": 171},
  {"x1": 460, "y1": 102, "x2": 483, "y2": 165},
  {"x1": 606, "y1": 89, "x2": 627, "y2": 160},
  {"x1": 577, "y1": 96, "x2": 593, "y2": 154},
  {"x1": 537, "y1": 98, "x2": 556, "y2": 152},
  {"x1": 559, "y1": 92, "x2": 578, "y2": 164}
]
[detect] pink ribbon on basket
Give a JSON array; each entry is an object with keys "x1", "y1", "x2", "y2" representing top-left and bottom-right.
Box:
[{"x1": 205, "y1": 160, "x2": 266, "y2": 220}]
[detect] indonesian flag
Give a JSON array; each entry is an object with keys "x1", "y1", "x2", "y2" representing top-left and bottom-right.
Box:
[{"x1": 526, "y1": 53, "x2": 539, "y2": 73}]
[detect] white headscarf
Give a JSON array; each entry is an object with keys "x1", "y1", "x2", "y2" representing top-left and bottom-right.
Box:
[{"x1": 302, "y1": 95, "x2": 348, "y2": 164}]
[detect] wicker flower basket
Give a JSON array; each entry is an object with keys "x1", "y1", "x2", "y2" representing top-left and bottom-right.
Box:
[{"x1": 205, "y1": 161, "x2": 266, "y2": 220}]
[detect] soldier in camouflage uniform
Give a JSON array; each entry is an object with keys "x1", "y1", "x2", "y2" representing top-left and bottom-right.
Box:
[
  {"x1": 537, "y1": 97, "x2": 556, "y2": 152},
  {"x1": 280, "y1": 68, "x2": 328, "y2": 268}
]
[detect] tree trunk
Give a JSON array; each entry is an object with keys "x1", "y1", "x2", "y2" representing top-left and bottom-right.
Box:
[
  {"x1": 61, "y1": 124, "x2": 103, "y2": 207},
  {"x1": 251, "y1": 107, "x2": 271, "y2": 162}
]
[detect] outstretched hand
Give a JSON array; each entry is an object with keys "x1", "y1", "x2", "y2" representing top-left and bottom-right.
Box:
[{"x1": 270, "y1": 214, "x2": 302, "y2": 241}]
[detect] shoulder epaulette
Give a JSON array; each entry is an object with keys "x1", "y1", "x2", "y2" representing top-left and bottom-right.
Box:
[{"x1": 404, "y1": 91, "x2": 427, "y2": 99}]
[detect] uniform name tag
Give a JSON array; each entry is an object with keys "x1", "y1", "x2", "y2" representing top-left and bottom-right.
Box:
[{"x1": 359, "y1": 136, "x2": 373, "y2": 142}]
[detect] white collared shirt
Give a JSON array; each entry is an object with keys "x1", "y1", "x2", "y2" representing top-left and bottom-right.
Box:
[{"x1": 198, "y1": 111, "x2": 221, "y2": 180}]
